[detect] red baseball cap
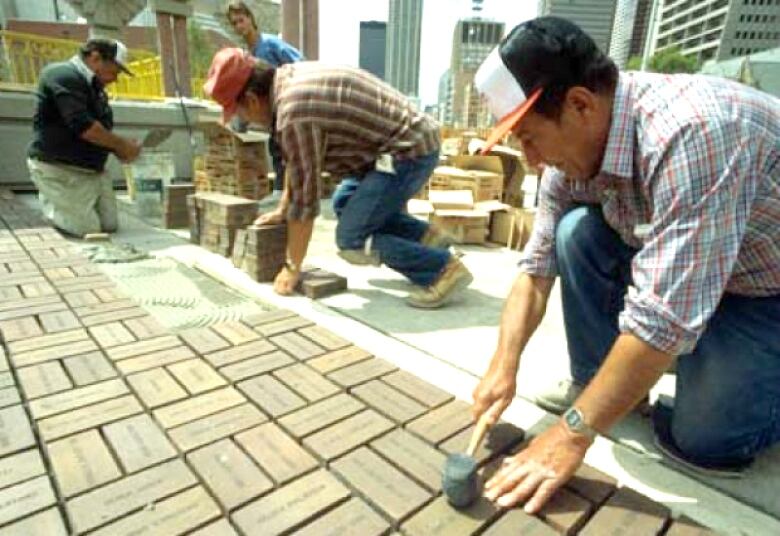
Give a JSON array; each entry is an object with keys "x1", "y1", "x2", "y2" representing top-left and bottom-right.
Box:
[{"x1": 203, "y1": 47, "x2": 256, "y2": 123}]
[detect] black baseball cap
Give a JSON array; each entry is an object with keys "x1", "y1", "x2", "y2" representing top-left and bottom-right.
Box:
[
  {"x1": 475, "y1": 16, "x2": 601, "y2": 153},
  {"x1": 83, "y1": 38, "x2": 134, "y2": 76}
]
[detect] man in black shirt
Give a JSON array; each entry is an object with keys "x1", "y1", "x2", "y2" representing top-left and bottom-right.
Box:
[{"x1": 27, "y1": 38, "x2": 141, "y2": 237}]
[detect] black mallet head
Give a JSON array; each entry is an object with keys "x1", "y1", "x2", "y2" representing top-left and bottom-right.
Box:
[{"x1": 442, "y1": 453, "x2": 480, "y2": 508}]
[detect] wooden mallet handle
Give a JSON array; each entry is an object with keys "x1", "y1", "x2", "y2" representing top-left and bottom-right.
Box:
[{"x1": 466, "y1": 413, "x2": 492, "y2": 457}]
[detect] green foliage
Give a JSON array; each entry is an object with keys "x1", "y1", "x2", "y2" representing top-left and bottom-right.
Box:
[
  {"x1": 647, "y1": 46, "x2": 699, "y2": 74},
  {"x1": 626, "y1": 55, "x2": 642, "y2": 71},
  {"x1": 188, "y1": 20, "x2": 217, "y2": 78}
]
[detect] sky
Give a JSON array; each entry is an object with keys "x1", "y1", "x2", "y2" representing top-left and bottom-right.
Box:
[{"x1": 318, "y1": 0, "x2": 538, "y2": 106}]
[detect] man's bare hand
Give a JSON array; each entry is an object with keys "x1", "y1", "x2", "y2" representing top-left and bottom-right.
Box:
[
  {"x1": 484, "y1": 421, "x2": 591, "y2": 513},
  {"x1": 273, "y1": 266, "x2": 299, "y2": 295},
  {"x1": 116, "y1": 138, "x2": 141, "y2": 163},
  {"x1": 254, "y1": 208, "x2": 285, "y2": 226},
  {"x1": 471, "y1": 354, "x2": 517, "y2": 425}
]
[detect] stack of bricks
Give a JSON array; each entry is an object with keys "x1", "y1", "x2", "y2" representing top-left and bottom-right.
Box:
[
  {"x1": 202, "y1": 125, "x2": 269, "y2": 200},
  {"x1": 188, "y1": 193, "x2": 257, "y2": 257},
  {"x1": 232, "y1": 224, "x2": 287, "y2": 282},
  {"x1": 162, "y1": 184, "x2": 195, "y2": 229}
]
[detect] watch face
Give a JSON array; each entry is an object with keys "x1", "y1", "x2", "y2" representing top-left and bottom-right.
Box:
[{"x1": 565, "y1": 408, "x2": 582, "y2": 430}]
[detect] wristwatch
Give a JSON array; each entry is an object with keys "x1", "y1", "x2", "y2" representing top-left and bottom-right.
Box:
[
  {"x1": 284, "y1": 260, "x2": 300, "y2": 273},
  {"x1": 562, "y1": 407, "x2": 597, "y2": 440}
]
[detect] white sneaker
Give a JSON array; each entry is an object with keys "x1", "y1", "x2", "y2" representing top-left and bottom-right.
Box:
[{"x1": 532, "y1": 379, "x2": 584, "y2": 415}]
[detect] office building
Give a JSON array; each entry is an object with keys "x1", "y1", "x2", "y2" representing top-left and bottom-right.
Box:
[
  {"x1": 359, "y1": 21, "x2": 387, "y2": 79},
  {"x1": 385, "y1": 0, "x2": 423, "y2": 96}
]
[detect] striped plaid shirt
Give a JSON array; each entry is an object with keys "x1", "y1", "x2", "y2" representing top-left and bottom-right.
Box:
[
  {"x1": 271, "y1": 63, "x2": 440, "y2": 220},
  {"x1": 520, "y1": 72, "x2": 780, "y2": 355}
]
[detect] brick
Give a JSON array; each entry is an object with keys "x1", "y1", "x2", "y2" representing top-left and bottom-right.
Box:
[
  {"x1": 352, "y1": 379, "x2": 426, "y2": 423},
  {"x1": 220, "y1": 350, "x2": 295, "y2": 382},
  {"x1": 190, "y1": 519, "x2": 240, "y2": 536},
  {"x1": 274, "y1": 363, "x2": 341, "y2": 402},
  {"x1": 0, "y1": 449, "x2": 45, "y2": 489},
  {"x1": 179, "y1": 327, "x2": 231, "y2": 354},
  {"x1": 116, "y1": 345, "x2": 196, "y2": 374},
  {"x1": 0, "y1": 405, "x2": 36, "y2": 456},
  {"x1": 94, "y1": 287, "x2": 127, "y2": 302},
  {"x1": 0, "y1": 272, "x2": 45, "y2": 287},
  {"x1": 539, "y1": 487, "x2": 593, "y2": 535},
  {"x1": 327, "y1": 358, "x2": 397, "y2": 387},
  {"x1": 122, "y1": 315, "x2": 168, "y2": 339},
  {"x1": 70, "y1": 263, "x2": 103, "y2": 277},
  {"x1": 63, "y1": 290, "x2": 100, "y2": 307},
  {"x1": 297, "y1": 325, "x2": 350, "y2": 351},
  {"x1": 211, "y1": 320, "x2": 261, "y2": 345},
  {"x1": 333, "y1": 447, "x2": 431, "y2": 522},
  {"x1": 44, "y1": 267, "x2": 76, "y2": 280},
  {"x1": 20, "y1": 281, "x2": 58, "y2": 298},
  {"x1": 0, "y1": 476, "x2": 57, "y2": 526},
  {"x1": 0, "y1": 316, "x2": 43, "y2": 342},
  {"x1": 579, "y1": 487, "x2": 670, "y2": 536},
  {"x1": 188, "y1": 439, "x2": 273, "y2": 510},
  {"x1": 278, "y1": 392, "x2": 365, "y2": 438},
  {"x1": 402, "y1": 496, "x2": 500, "y2": 536},
  {"x1": 107, "y1": 334, "x2": 181, "y2": 361},
  {"x1": 0, "y1": 387, "x2": 21, "y2": 408},
  {"x1": 237, "y1": 374, "x2": 306, "y2": 419},
  {"x1": 204, "y1": 339, "x2": 277, "y2": 368},
  {"x1": 81, "y1": 307, "x2": 148, "y2": 327},
  {"x1": 8, "y1": 327, "x2": 88, "y2": 354},
  {"x1": 440, "y1": 421, "x2": 525, "y2": 465},
  {"x1": 168, "y1": 404, "x2": 267, "y2": 451},
  {"x1": 382, "y1": 370, "x2": 453, "y2": 407},
  {"x1": 30, "y1": 378, "x2": 129, "y2": 419},
  {"x1": 127, "y1": 367, "x2": 188, "y2": 409},
  {"x1": 294, "y1": 498, "x2": 390, "y2": 536},
  {"x1": 0, "y1": 508, "x2": 68, "y2": 536},
  {"x1": 0, "y1": 301, "x2": 66, "y2": 321},
  {"x1": 566, "y1": 464, "x2": 617, "y2": 506},
  {"x1": 241, "y1": 309, "x2": 296, "y2": 327},
  {"x1": 0, "y1": 371, "x2": 13, "y2": 389},
  {"x1": 254, "y1": 315, "x2": 313, "y2": 337},
  {"x1": 0, "y1": 347, "x2": 6, "y2": 372},
  {"x1": 38, "y1": 309, "x2": 81, "y2": 333},
  {"x1": 235, "y1": 423, "x2": 318, "y2": 485},
  {"x1": 482, "y1": 509, "x2": 557, "y2": 535},
  {"x1": 38, "y1": 394, "x2": 143, "y2": 441},
  {"x1": 154, "y1": 386, "x2": 247, "y2": 428},
  {"x1": 665, "y1": 517, "x2": 716, "y2": 535},
  {"x1": 54, "y1": 275, "x2": 114, "y2": 293},
  {"x1": 63, "y1": 351, "x2": 117, "y2": 385},
  {"x1": 269, "y1": 332, "x2": 326, "y2": 360},
  {"x1": 0, "y1": 286, "x2": 21, "y2": 300},
  {"x1": 17, "y1": 361, "x2": 73, "y2": 399},
  {"x1": 304, "y1": 409, "x2": 394, "y2": 461},
  {"x1": 296, "y1": 268, "x2": 347, "y2": 299},
  {"x1": 89, "y1": 322, "x2": 136, "y2": 348},
  {"x1": 47, "y1": 429, "x2": 122, "y2": 497},
  {"x1": 67, "y1": 459, "x2": 197, "y2": 534},
  {"x1": 305, "y1": 347, "x2": 372, "y2": 375},
  {"x1": 232, "y1": 469, "x2": 350, "y2": 536},
  {"x1": 371, "y1": 429, "x2": 448, "y2": 492},
  {"x1": 74, "y1": 300, "x2": 138, "y2": 317},
  {"x1": 103, "y1": 414, "x2": 177, "y2": 473},
  {"x1": 406, "y1": 399, "x2": 473, "y2": 444},
  {"x1": 11, "y1": 338, "x2": 99, "y2": 367},
  {"x1": 167, "y1": 358, "x2": 226, "y2": 394}
]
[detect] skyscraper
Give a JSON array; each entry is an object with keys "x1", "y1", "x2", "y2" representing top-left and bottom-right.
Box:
[
  {"x1": 385, "y1": 0, "x2": 423, "y2": 97},
  {"x1": 537, "y1": 0, "x2": 618, "y2": 53},
  {"x1": 609, "y1": 0, "x2": 640, "y2": 68},
  {"x1": 359, "y1": 21, "x2": 387, "y2": 80}
]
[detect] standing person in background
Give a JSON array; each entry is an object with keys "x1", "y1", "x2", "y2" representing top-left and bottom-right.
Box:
[{"x1": 226, "y1": 1, "x2": 303, "y2": 204}]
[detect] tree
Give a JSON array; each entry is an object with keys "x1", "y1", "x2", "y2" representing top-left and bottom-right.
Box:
[
  {"x1": 626, "y1": 55, "x2": 642, "y2": 71},
  {"x1": 647, "y1": 46, "x2": 699, "y2": 74}
]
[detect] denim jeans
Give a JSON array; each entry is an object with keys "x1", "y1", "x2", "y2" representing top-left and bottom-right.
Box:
[
  {"x1": 331, "y1": 151, "x2": 449, "y2": 287},
  {"x1": 268, "y1": 136, "x2": 285, "y2": 192},
  {"x1": 556, "y1": 205, "x2": 780, "y2": 466}
]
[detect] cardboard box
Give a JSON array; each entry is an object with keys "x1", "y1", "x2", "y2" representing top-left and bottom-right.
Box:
[
  {"x1": 489, "y1": 208, "x2": 536, "y2": 249},
  {"x1": 430, "y1": 155, "x2": 504, "y2": 202},
  {"x1": 432, "y1": 210, "x2": 490, "y2": 244},
  {"x1": 428, "y1": 189, "x2": 474, "y2": 210}
]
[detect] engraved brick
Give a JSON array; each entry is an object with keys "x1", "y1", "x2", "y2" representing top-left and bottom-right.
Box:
[
  {"x1": 0, "y1": 371, "x2": 13, "y2": 389},
  {"x1": 406, "y1": 399, "x2": 473, "y2": 444},
  {"x1": 333, "y1": 447, "x2": 431, "y2": 522},
  {"x1": 579, "y1": 487, "x2": 670, "y2": 536},
  {"x1": 0, "y1": 316, "x2": 42, "y2": 342},
  {"x1": 540, "y1": 487, "x2": 593, "y2": 534},
  {"x1": 116, "y1": 345, "x2": 196, "y2": 374},
  {"x1": 0, "y1": 301, "x2": 66, "y2": 321},
  {"x1": 81, "y1": 307, "x2": 148, "y2": 327},
  {"x1": 11, "y1": 339, "x2": 99, "y2": 367},
  {"x1": 122, "y1": 315, "x2": 168, "y2": 340},
  {"x1": 566, "y1": 464, "x2": 617, "y2": 506},
  {"x1": 8, "y1": 327, "x2": 88, "y2": 354},
  {"x1": 352, "y1": 380, "x2": 426, "y2": 424},
  {"x1": 238, "y1": 374, "x2": 306, "y2": 418},
  {"x1": 30, "y1": 378, "x2": 129, "y2": 419},
  {"x1": 297, "y1": 325, "x2": 350, "y2": 351},
  {"x1": 89, "y1": 322, "x2": 136, "y2": 348},
  {"x1": 0, "y1": 387, "x2": 21, "y2": 408},
  {"x1": 254, "y1": 315, "x2": 313, "y2": 337},
  {"x1": 211, "y1": 320, "x2": 260, "y2": 345},
  {"x1": 328, "y1": 358, "x2": 397, "y2": 387},
  {"x1": 0, "y1": 449, "x2": 45, "y2": 489},
  {"x1": 204, "y1": 340, "x2": 276, "y2": 368},
  {"x1": 44, "y1": 267, "x2": 76, "y2": 280},
  {"x1": 235, "y1": 423, "x2": 318, "y2": 485},
  {"x1": 482, "y1": 508, "x2": 557, "y2": 535},
  {"x1": 0, "y1": 476, "x2": 57, "y2": 526},
  {"x1": 295, "y1": 498, "x2": 390, "y2": 536},
  {"x1": 107, "y1": 335, "x2": 181, "y2": 361},
  {"x1": 278, "y1": 392, "x2": 365, "y2": 438},
  {"x1": 47, "y1": 429, "x2": 121, "y2": 497},
  {"x1": 0, "y1": 508, "x2": 68, "y2": 536},
  {"x1": 269, "y1": 332, "x2": 326, "y2": 360},
  {"x1": 190, "y1": 519, "x2": 240, "y2": 536},
  {"x1": 383, "y1": 370, "x2": 453, "y2": 407},
  {"x1": 168, "y1": 404, "x2": 266, "y2": 451},
  {"x1": 154, "y1": 386, "x2": 247, "y2": 428},
  {"x1": 94, "y1": 287, "x2": 127, "y2": 303},
  {"x1": 167, "y1": 358, "x2": 226, "y2": 394},
  {"x1": 103, "y1": 414, "x2": 177, "y2": 473},
  {"x1": 0, "y1": 273, "x2": 45, "y2": 287},
  {"x1": 0, "y1": 405, "x2": 36, "y2": 456},
  {"x1": 38, "y1": 394, "x2": 143, "y2": 440},
  {"x1": 440, "y1": 421, "x2": 525, "y2": 465},
  {"x1": 39, "y1": 309, "x2": 81, "y2": 333},
  {"x1": 232, "y1": 469, "x2": 350, "y2": 535},
  {"x1": 63, "y1": 351, "x2": 117, "y2": 385},
  {"x1": 220, "y1": 350, "x2": 295, "y2": 382},
  {"x1": 54, "y1": 275, "x2": 114, "y2": 293},
  {"x1": 73, "y1": 299, "x2": 137, "y2": 317},
  {"x1": 242, "y1": 309, "x2": 296, "y2": 327},
  {"x1": 371, "y1": 429, "x2": 447, "y2": 492},
  {"x1": 304, "y1": 409, "x2": 394, "y2": 461},
  {"x1": 188, "y1": 439, "x2": 273, "y2": 510},
  {"x1": 126, "y1": 367, "x2": 187, "y2": 409},
  {"x1": 0, "y1": 286, "x2": 21, "y2": 300},
  {"x1": 402, "y1": 496, "x2": 499, "y2": 536},
  {"x1": 67, "y1": 459, "x2": 197, "y2": 533},
  {"x1": 63, "y1": 290, "x2": 100, "y2": 307},
  {"x1": 179, "y1": 327, "x2": 231, "y2": 355},
  {"x1": 274, "y1": 363, "x2": 340, "y2": 402},
  {"x1": 17, "y1": 361, "x2": 73, "y2": 399}
]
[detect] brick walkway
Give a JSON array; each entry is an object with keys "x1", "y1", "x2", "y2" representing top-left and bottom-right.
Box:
[{"x1": 0, "y1": 193, "x2": 714, "y2": 535}]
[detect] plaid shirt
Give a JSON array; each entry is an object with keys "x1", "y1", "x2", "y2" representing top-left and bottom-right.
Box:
[
  {"x1": 520, "y1": 72, "x2": 780, "y2": 355},
  {"x1": 271, "y1": 63, "x2": 440, "y2": 220}
]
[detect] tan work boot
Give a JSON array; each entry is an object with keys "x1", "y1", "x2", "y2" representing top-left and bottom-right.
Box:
[
  {"x1": 406, "y1": 257, "x2": 473, "y2": 309},
  {"x1": 421, "y1": 225, "x2": 457, "y2": 249},
  {"x1": 533, "y1": 378, "x2": 652, "y2": 416}
]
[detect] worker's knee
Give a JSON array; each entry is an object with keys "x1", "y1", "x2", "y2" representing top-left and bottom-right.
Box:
[{"x1": 555, "y1": 205, "x2": 613, "y2": 270}]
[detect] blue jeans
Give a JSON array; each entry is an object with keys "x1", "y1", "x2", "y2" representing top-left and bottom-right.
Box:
[
  {"x1": 557, "y1": 205, "x2": 780, "y2": 466},
  {"x1": 331, "y1": 152, "x2": 449, "y2": 287},
  {"x1": 269, "y1": 136, "x2": 285, "y2": 191}
]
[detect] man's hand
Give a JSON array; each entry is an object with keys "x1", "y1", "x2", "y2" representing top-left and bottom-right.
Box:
[
  {"x1": 255, "y1": 208, "x2": 285, "y2": 226},
  {"x1": 484, "y1": 421, "x2": 591, "y2": 513},
  {"x1": 471, "y1": 354, "x2": 517, "y2": 425},
  {"x1": 116, "y1": 138, "x2": 141, "y2": 163},
  {"x1": 273, "y1": 265, "x2": 300, "y2": 295}
]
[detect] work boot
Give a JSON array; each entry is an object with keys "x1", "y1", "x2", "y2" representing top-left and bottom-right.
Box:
[
  {"x1": 421, "y1": 225, "x2": 457, "y2": 249},
  {"x1": 406, "y1": 257, "x2": 473, "y2": 309},
  {"x1": 337, "y1": 248, "x2": 381, "y2": 266},
  {"x1": 532, "y1": 378, "x2": 584, "y2": 415}
]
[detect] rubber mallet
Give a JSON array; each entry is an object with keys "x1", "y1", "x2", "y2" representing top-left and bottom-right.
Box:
[{"x1": 442, "y1": 413, "x2": 492, "y2": 508}]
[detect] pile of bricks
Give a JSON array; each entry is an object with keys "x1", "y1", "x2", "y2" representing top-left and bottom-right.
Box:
[
  {"x1": 162, "y1": 184, "x2": 195, "y2": 229},
  {"x1": 187, "y1": 193, "x2": 257, "y2": 256},
  {"x1": 201, "y1": 125, "x2": 270, "y2": 200},
  {"x1": 231, "y1": 224, "x2": 287, "y2": 282}
]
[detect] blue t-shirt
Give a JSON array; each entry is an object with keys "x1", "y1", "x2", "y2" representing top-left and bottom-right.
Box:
[{"x1": 253, "y1": 34, "x2": 303, "y2": 66}]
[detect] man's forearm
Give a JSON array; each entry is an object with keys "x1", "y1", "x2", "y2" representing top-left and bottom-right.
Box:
[
  {"x1": 81, "y1": 121, "x2": 126, "y2": 153},
  {"x1": 576, "y1": 333, "x2": 673, "y2": 432},
  {"x1": 286, "y1": 218, "x2": 314, "y2": 267}
]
